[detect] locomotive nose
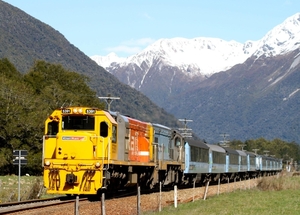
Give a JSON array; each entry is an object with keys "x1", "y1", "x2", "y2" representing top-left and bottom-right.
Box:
[{"x1": 66, "y1": 173, "x2": 77, "y2": 184}]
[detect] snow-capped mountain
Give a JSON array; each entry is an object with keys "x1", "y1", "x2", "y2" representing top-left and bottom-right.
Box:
[
  {"x1": 91, "y1": 13, "x2": 300, "y2": 78},
  {"x1": 90, "y1": 13, "x2": 300, "y2": 114},
  {"x1": 91, "y1": 38, "x2": 257, "y2": 77},
  {"x1": 92, "y1": 52, "x2": 126, "y2": 68},
  {"x1": 3, "y1": 0, "x2": 300, "y2": 145},
  {"x1": 254, "y1": 13, "x2": 300, "y2": 57}
]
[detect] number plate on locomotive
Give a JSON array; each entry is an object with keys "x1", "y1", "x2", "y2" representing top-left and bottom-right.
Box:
[
  {"x1": 86, "y1": 109, "x2": 96, "y2": 114},
  {"x1": 62, "y1": 109, "x2": 71, "y2": 113}
]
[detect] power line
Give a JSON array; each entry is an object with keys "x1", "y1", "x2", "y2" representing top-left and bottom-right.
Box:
[
  {"x1": 219, "y1": 133, "x2": 230, "y2": 147},
  {"x1": 239, "y1": 144, "x2": 246, "y2": 151},
  {"x1": 178, "y1": 118, "x2": 193, "y2": 138},
  {"x1": 98, "y1": 96, "x2": 120, "y2": 111}
]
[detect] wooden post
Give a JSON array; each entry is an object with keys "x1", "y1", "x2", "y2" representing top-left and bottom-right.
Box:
[
  {"x1": 217, "y1": 178, "x2": 220, "y2": 195},
  {"x1": 159, "y1": 182, "x2": 162, "y2": 212},
  {"x1": 193, "y1": 180, "x2": 195, "y2": 202},
  {"x1": 234, "y1": 177, "x2": 236, "y2": 191},
  {"x1": 74, "y1": 195, "x2": 79, "y2": 215},
  {"x1": 101, "y1": 193, "x2": 106, "y2": 215},
  {"x1": 174, "y1": 185, "x2": 178, "y2": 208},
  {"x1": 137, "y1": 186, "x2": 141, "y2": 215},
  {"x1": 203, "y1": 181, "x2": 210, "y2": 200}
]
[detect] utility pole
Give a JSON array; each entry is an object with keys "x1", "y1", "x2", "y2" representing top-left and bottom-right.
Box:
[
  {"x1": 239, "y1": 144, "x2": 246, "y2": 151},
  {"x1": 178, "y1": 118, "x2": 193, "y2": 138},
  {"x1": 13, "y1": 150, "x2": 28, "y2": 202},
  {"x1": 98, "y1": 95, "x2": 120, "y2": 111},
  {"x1": 219, "y1": 133, "x2": 230, "y2": 147}
]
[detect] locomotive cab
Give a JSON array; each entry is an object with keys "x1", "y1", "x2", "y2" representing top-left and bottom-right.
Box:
[{"x1": 43, "y1": 107, "x2": 117, "y2": 195}]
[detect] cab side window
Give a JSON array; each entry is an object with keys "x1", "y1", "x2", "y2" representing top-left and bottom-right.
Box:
[
  {"x1": 100, "y1": 121, "x2": 108, "y2": 137},
  {"x1": 174, "y1": 137, "x2": 181, "y2": 146},
  {"x1": 47, "y1": 121, "x2": 59, "y2": 136},
  {"x1": 112, "y1": 125, "x2": 117, "y2": 143}
]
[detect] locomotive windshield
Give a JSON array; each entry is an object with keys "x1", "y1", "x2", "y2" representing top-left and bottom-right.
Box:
[{"x1": 62, "y1": 115, "x2": 95, "y2": 130}]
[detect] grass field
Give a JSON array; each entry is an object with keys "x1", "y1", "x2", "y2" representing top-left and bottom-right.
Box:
[
  {"x1": 145, "y1": 173, "x2": 300, "y2": 215},
  {"x1": 1, "y1": 172, "x2": 300, "y2": 215},
  {"x1": 145, "y1": 189, "x2": 300, "y2": 215},
  {"x1": 0, "y1": 175, "x2": 56, "y2": 203}
]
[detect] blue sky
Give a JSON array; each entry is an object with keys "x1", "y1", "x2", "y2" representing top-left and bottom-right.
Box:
[{"x1": 3, "y1": 0, "x2": 300, "y2": 57}]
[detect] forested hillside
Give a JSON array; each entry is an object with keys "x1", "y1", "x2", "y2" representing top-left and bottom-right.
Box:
[
  {"x1": 0, "y1": 1, "x2": 180, "y2": 128},
  {"x1": 0, "y1": 2, "x2": 299, "y2": 175},
  {"x1": 1, "y1": 58, "x2": 298, "y2": 175},
  {"x1": 0, "y1": 59, "x2": 104, "y2": 175}
]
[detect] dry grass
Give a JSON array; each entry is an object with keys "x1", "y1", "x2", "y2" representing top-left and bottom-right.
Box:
[
  {"x1": 257, "y1": 171, "x2": 300, "y2": 191},
  {"x1": 0, "y1": 175, "x2": 45, "y2": 203}
]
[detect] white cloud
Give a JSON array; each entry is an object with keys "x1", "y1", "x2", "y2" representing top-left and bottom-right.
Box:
[
  {"x1": 122, "y1": 38, "x2": 156, "y2": 46},
  {"x1": 106, "y1": 45, "x2": 142, "y2": 55},
  {"x1": 105, "y1": 38, "x2": 156, "y2": 56},
  {"x1": 143, "y1": 13, "x2": 153, "y2": 20}
]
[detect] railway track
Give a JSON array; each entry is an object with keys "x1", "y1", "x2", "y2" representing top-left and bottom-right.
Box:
[
  {"x1": 0, "y1": 176, "x2": 268, "y2": 215},
  {"x1": 0, "y1": 196, "x2": 87, "y2": 214}
]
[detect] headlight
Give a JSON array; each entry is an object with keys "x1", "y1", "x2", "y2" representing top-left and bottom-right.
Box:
[
  {"x1": 95, "y1": 162, "x2": 101, "y2": 168},
  {"x1": 45, "y1": 160, "x2": 51, "y2": 166},
  {"x1": 73, "y1": 108, "x2": 83, "y2": 114}
]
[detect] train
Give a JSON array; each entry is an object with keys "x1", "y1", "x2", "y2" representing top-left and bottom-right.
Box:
[{"x1": 42, "y1": 106, "x2": 282, "y2": 196}]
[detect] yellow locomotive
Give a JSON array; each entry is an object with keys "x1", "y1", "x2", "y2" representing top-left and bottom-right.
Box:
[{"x1": 43, "y1": 106, "x2": 185, "y2": 195}]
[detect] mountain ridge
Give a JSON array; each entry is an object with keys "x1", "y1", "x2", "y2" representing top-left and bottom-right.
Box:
[
  {"x1": 91, "y1": 12, "x2": 300, "y2": 77},
  {"x1": 0, "y1": 1, "x2": 182, "y2": 129},
  {"x1": 91, "y1": 12, "x2": 300, "y2": 143},
  {"x1": 1, "y1": 1, "x2": 300, "y2": 143}
]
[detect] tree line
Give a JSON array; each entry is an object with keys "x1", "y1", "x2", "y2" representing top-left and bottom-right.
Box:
[
  {"x1": 0, "y1": 58, "x2": 299, "y2": 175},
  {"x1": 0, "y1": 58, "x2": 103, "y2": 175},
  {"x1": 230, "y1": 138, "x2": 300, "y2": 166}
]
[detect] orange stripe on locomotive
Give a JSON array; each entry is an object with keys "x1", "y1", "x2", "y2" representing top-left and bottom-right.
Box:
[{"x1": 127, "y1": 117, "x2": 151, "y2": 162}]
